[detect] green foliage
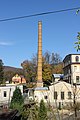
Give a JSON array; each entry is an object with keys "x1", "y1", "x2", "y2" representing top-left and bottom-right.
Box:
[
  {"x1": 38, "y1": 99, "x2": 47, "y2": 120},
  {"x1": 0, "y1": 59, "x2": 4, "y2": 84},
  {"x1": 76, "y1": 9, "x2": 80, "y2": 14},
  {"x1": 42, "y1": 63, "x2": 52, "y2": 86},
  {"x1": 10, "y1": 87, "x2": 24, "y2": 109},
  {"x1": 21, "y1": 103, "x2": 39, "y2": 120},
  {"x1": 21, "y1": 60, "x2": 37, "y2": 83},
  {"x1": 4, "y1": 70, "x2": 15, "y2": 82},
  {"x1": 21, "y1": 52, "x2": 63, "y2": 86},
  {"x1": 75, "y1": 32, "x2": 80, "y2": 51}
]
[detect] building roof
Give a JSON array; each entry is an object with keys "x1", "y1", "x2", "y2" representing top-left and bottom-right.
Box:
[
  {"x1": 63, "y1": 54, "x2": 80, "y2": 62},
  {"x1": 49, "y1": 81, "x2": 72, "y2": 87},
  {"x1": 35, "y1": 87, "x2": 48, "y2": 91},
  {"x1": 53, "y1": 74, "x2": 64, "y2": 78}
]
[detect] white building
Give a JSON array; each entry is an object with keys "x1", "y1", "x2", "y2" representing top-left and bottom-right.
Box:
[
  {"x1": 33, "y1": 54, "x2": 80, "y2": 107},
  {"x1": 0, "y1": 84, "x2": 23, "y2": 106},
  {"x1": 34, "y1": 81, "x2": 80, "y2": 107},
  {"x1": 34, "y1": 87, "x2": 49, "y2": 103},
  {"x1": 49, "y1": 81, "x2": 74, "y2": 107},
  {"x1": 63, "y1": 54, "x2": 80, "y2": 84}
]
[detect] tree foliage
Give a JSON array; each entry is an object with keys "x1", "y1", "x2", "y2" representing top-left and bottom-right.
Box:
[
  {"x1": 4, "y1": 70, "x2": 15, "y2": 82},
  {"x1": 75, "y1": 32, "x2": 80, "y2": 51},
  {"x1": 21, "y1": 103, "x2": 38, "y2": 120},
  {"x1": 42, "y1": 63, "x2": 52, "y2": 86},
  {"x1": 52, "y1": 62, "x2": 63, "y2": 74},
  {"x1": 21, "y1": 51, "x2": 63, "y2": 86},
  {"x1": 21, "y1": 60, "x2": 37, "y2": 83},
  {"x1": 44, "y1": 51, "x2": 61, "y2": 65},
  {"x1": 10, "y1": 87, "x2": 24, "y2": 109},
  {"x1": 38, "y1": 99, "x2": 47, "y2": 120},
  {"x1": 0, "y1": 59, "x2": 4, "y2": 84},
  {"x1": 3, "y1": 66, "x2": 24, "y2": 83}
]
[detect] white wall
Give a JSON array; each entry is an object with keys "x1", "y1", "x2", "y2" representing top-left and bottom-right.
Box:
[
  {"x1": 49, "y1": 82, "x2": 74, "y2": 105},
  {"x1": 34, "y1": 89, "x2": 49, "y2": 103},
  {"x1": 71, "y1": 54, "x2": 80, "y2": 63},
  {"x1": 0, "y1": 84, "x2": 23, "y2": 106}
]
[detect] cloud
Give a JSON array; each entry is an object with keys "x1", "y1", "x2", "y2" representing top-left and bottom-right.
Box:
[{"x1": 0, "y1": 42, "x2": 13, "y2": 46}]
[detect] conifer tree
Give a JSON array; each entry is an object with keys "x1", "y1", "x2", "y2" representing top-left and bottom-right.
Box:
[
  {"x1": 38, "y1": 99, "x2": 47, "y2": 120},
  {"x1": 10, "y1": 87, "x2": 24, "y2": 109}
]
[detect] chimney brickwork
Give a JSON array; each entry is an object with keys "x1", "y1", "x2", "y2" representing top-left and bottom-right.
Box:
[{"x1": 37, "y1": 21, "x2": 43, "y2": 87}]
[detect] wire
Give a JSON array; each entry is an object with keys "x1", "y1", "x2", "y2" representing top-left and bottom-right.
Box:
[{"x1": 0, "y1": 7, "x2": 80, "y2": 22}]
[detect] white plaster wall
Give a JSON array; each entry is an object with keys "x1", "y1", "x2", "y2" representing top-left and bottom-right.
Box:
[
  {"x1": 71, "y1": 64, "x2": 80, "y2": 83},
  {"x1": 0, "y1": 84, "x2": 23, "y2": 105},
  {"x1": 49, "y1": 82, "x2": 74, "y2": 105},
  {"x1": 71, "y1": 54, "x2": 80, "y2": 62},
  {"x1": 34, "y1": 90, "x2": 49, "y2": 103}
]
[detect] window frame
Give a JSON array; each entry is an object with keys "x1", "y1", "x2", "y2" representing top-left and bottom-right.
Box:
[
  {"x1": 76, "y1": 76, "x2": 79, "y2": 83},
  {"x1": 54, "y1": 91, "x2": 57, "y2": 100},
  {"x1": 68, "y1": 91, "x2": 72, "y2": 99},
  {"x1": 75, "y1": 56, "x2": 79, "y2": 62},
  {"x1": 61, "y1": 91, "x2": 64, "y2": 100},
  {"x1": 4, "y1": 91, "x2": 7, "y2": 97}
]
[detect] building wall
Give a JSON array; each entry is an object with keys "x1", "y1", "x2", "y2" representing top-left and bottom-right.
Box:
[
  {"x1": 63, "y1": 54, "x2": 80, "y2": 84},
  {"x1": 34, "y1": 81, "x2": 80, "y2": 107},
  {"x1": 49, "y1": 82, "x2": 74, "y2": 106},
  {"x1": 71, "y1": 64, "x2": 80, "y2": 83},
  {"x1": 12, "y1": 74, "x2": 26, "y2": 84},
  {"x1": 0, "y1": 84, "x2": 23, "y2": 106},
  {"x1": 71, "y1": 54, "x2": 80, "y2": 63},
  {"x1": 34, "y1": 90, "x2": 49, "y2": 103}
]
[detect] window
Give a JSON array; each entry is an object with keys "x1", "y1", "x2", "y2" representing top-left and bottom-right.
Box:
[
  {"x1": 61, "y1": 92, "x2": 64, "y2": 100},
  {"x1": 4, "y1": 91, "x2": 7, "y2": 97},
  {"x1": 68, "y1": 76, "x2": 71, "y2": 84},
  {"x1": 54, "y1": 91, "x2": 57, "y2": 100},
  {"x1": 74, "y1": 66, "x2": 77, "y2": 72},
  {"x1": 68, "y1": 91, "x2": 72, "y2": 99},
  {"x1": 68, "y1": 69, "x2": 70, "y2": 74},
  {"x1": 76, "y1": 76, "x2": 79, "y2": 83},
  {"x1": 44, "y1": 96, "x2": 48, "y2": 99},
  {"x1": 75, "y1": 56, "x2": 79, "y2": 62}
]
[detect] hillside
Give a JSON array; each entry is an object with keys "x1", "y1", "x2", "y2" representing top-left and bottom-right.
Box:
[
  {"x1": 3, "y1": 66, "x2": 23, "y2": 72},
  {"x1": 3, "y1": 66, "x2": 24, "y2": 82}
]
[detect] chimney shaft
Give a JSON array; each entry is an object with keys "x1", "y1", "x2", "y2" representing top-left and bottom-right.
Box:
[{"x1": 37, "y1": 21, "x2": 43, "y2": 87}]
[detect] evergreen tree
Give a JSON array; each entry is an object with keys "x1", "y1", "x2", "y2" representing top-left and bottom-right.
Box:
[
  {"x1": 10, "y1": 87, "x2": 24, "y2": 109},
  {"x1": 38, "y1": 99, "x2": 47, "y2": 120},
  {"x1": 0, "y1": 59, "x2": 4, "y2": 84}
]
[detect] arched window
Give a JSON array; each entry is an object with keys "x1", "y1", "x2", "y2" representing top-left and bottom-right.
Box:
[{"x1": 75, "y1": 56, "x2": 79, "y2": 62}]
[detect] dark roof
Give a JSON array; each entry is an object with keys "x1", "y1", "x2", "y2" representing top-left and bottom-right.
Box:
[{"x1": 63, "y1": 54, "x2": 80, "y2": 62}]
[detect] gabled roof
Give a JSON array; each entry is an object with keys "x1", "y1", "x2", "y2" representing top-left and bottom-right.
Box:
[{"x1": 49, "y1": 81, "x2": 72, "y2": 87}]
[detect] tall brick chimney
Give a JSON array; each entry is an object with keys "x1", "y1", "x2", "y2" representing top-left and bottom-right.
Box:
[{"x1": 36, "y1": 21, "x2": 43, "y2": 87}]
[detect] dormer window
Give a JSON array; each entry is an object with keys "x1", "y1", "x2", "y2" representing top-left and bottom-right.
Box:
[{"x1": 75, "y1": 56, "x2": 79, "y2": 62}]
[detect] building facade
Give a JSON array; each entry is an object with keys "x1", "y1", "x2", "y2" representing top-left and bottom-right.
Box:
[
  {"x1": 12, "y1": 74, "x2": 26, "y2": 84},
  {"x1": 34, "y1": 81, "x2": 80, "y2": 107},
  {"x1": 63, "y1": 54, "x2": 80, "y2": 84},
  {"x1": 0, "y1": 84, "x2": 23, "y2": 106}
]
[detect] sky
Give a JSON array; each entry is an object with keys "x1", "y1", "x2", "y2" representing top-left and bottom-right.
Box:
[{"x1": 0, "y1": 0, "x2": 80, "y2": 68}]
